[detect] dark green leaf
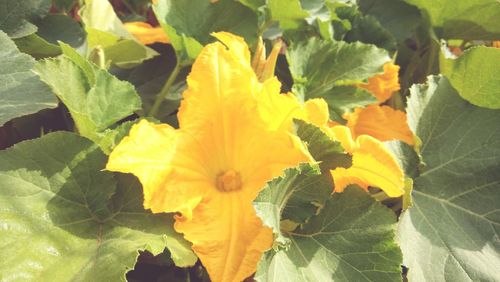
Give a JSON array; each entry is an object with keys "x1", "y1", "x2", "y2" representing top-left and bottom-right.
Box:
[
  {"x1": 398, "y1": 75, "x2": 500, "y2": 281},
  {"x1": 286, "y1": 37, "x2": 389, "y2": 100},
  {"x1": 256, "y1": 187, "x2": 403, "y2": 282},
  {"x1": 153, "y1": 0, "x2": 257, "y2": 64},
  {"x1": 0, "y1": 0, "x2": 50, "y2": 38}
]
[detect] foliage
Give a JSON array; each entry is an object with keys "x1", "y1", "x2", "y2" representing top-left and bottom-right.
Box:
[{"x1": 0, "y1": 0, "x2": 499, "y2": 281}]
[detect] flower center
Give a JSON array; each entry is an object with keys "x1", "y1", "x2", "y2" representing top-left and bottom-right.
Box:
[{"x1": 216, "y1": 170, "x2": 242, "y2": 192}]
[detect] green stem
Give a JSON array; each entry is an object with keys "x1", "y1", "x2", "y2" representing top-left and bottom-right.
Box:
[{"x1": 148, "y1": 61, "x2": 181, "y2": 117}]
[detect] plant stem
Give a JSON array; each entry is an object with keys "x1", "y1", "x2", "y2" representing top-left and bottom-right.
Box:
[{"x1": 148, "y1": 61, "x2": 181, "y2": 117}]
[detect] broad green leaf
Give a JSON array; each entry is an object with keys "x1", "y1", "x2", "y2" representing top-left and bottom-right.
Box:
[
  {"x1": 0, "y1": 30, "x2": 57, "y2": 126},
  {"x1": 0, "y1": 132, "x2": 196, "y2": 280},
  {"x1": 14, "y1": 14, "x2": 85, "y2": 59},
  {"x1": 256, "y1": 187, "x2": 403, "y2": 282},
  {"x1": 398, "y1": 75, "x2": 500, "y2": 281},
  {"x1": 294, "y1": 119, "x2": 350, "y2": 171},
  {"x1": 322, "y1": 86, "x2": 377, "y2": 118},
  {"x1": 268, "y1": 0, "x2": 308, "y2": 30},
  {"x1": 35, "y1": 14, "x2": 85, "y2": 48},
  {"x1": 80, "y1": 0, "x2": 158, "y2": 68},
  {"x1": 33, "y1": 45, "x2": 142, "y2": 152},
  {"x1": 14, "y1": 33, "x2": 61, "y2": 59},
  {"x1": 441, "y1": 46, "x2": 500, "y2": 109},
  {"x1": 153, "y1": 0, "x2": 257, "y2": 64},
  {"x1": 286, "y1": 37, "x2": 389, "y2": 100},
  {"x1": 254, "y1": 163, "x2": 330, "y2": 245},
  {"x1": 384, "y1": 141, "x2": 419, "y2": 179},
  {"x1": 0, "y1": 0, "x2": 50, "y2": 38},
  {"x1": 358, "y1": 0, "x2": 421, "y2": 41},
  {"x1": 344, "y1": 14, "x2": 397, "y2": 51},
  {"x1": 404, "y1": 0, "x2": 500, "y2": 40}
]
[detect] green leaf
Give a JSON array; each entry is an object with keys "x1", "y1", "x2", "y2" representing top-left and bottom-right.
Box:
[
  {"x1": 344, "y1": 14, "x2": 397, "y2": 51},
  {"x1": 268, "y1": 0, "x2": 308, "y2": 30},
  {"x1": 14, "y1": 14, "x2": 85, "y2": 59},
  {"x1": 322, "y1": 86, "x2": 377, "y2": 118},
  {"x1": 153, "y1": 0, "x2": 257, "y2": 64},
  {"x1": 0, "y1": 0, "x2": 50, "y2": 38},
  {"x1": 0, "y1": 30, "x2": 57, "y2": 126},
  {"x1": 398, "y1": 75, "x2": 500, "y2": 281},
  {"x1": 286, "y1": 37, "x2": 389, "y2": 100},
  {"x1": 358, "y1": 0, "x2": 421, "y2": 42},
  {"x1": 35, "y1": 14, "x2": 85, "y2": 48},
  {"x1": 404, "y1": 0, "x2": 500, "y2": 40},
  {"x1": 0, "y1": 132, "x2": 196, "y2": 280},
  {"x1": 33, "y1": 44, "x2": 142, "y2": 152},
  {"x1": 254, "y1": 163, "x2": 330, "y2": 245},
  {"x1": 81, "y1": 0, "x2": 158, "y2": 68},
  {"x1": 14, "y1": 33, "x2": 61, "y2": 59},
  {"x1": 255, "y1": 187, "x2": 403, "y2": 282},
  {"x1": 294, "y1": 119, "x2": 350, "y2": 171},
  {"x1": 441, "y1": 46, "x2": 500, "y2": 109}
]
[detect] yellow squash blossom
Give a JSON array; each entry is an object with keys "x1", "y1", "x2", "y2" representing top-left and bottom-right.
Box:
[
  {"x1": 107, "y1": 32, "x2": 310, "y2": 282},
  {"x1": 253, "y1": 88, "x2": 405, "y2": 198},
  {"x1": 124, "y1": 22, "x2": 169, "y2": 45},
  {"x1": 329, "y1": 125, "x2": 405, "y2": 197},
  {"x1": 344, "y1": 105, "x2": 414, "y2": 145},
  {"x1": 359, "y1": 62, "x2": 400, "y2": 103}
]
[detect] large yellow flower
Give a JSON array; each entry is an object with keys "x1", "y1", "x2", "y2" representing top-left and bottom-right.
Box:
[{"x1": 107, "y1": 32, "x2": 310, "y2": 282}]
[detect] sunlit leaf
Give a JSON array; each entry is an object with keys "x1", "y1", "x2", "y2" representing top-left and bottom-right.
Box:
[
  {"x1": 399, "y1": 75, "x2": 500, "y2": 281},
  {"x1": 0, "y1": 132, "x2": 196, "y2": 281}
]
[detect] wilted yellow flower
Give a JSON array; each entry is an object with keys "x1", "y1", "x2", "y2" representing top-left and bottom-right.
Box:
[
  {"x1": 344, "y1": 105, "x2": 414, "y2": 145},
  {"x1": 492, "y1": 41, "x2": 500, "y2": 48},
  {"x1": 107, "y1": 32, "x2": 310, "y2": 282},
  {"x1": 124, "y1": 22, "x2": 169, "y2": 45},
  {"x1": 359, "y1": 62, "x2": 400, "y2": 103}
]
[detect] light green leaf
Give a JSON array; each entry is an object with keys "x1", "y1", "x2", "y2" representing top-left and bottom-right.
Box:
[
  {"x1": 153, "y1": 0, "x2": 257, "y2": 64},
  {"x1": 80, "y1": 0, "x2": 158, "y2": 68},
  {"x1": 268, "y1": 0, "x2": 308, "y2": 30},
  {"x1": 0, "y1": 30, "x2": 57, "y2": 126},
  {"x1": 256, "y1": 187, "x2": 403, "y2": 282},
  {"x1": 0, "y1": 132, "x2": 196, "y2": 281},
  {"x1": 441, "y1": 46, "x2": 500, "y2": 109},
  {"x1": 286, "y1": 37, "x2": 389, "y2": 100},
  {"x1": 33, "y1": 45, "x2": 141, "y2": 152},
  {"x1": 0, "y1": 0, "x2": 50, "y2": 38},
  {"x1": 404, "y1": 0, "x2": 500, "y2": 40},
  {"x1": 398, "y1": 75, "x2": 500, "y2": 281}
]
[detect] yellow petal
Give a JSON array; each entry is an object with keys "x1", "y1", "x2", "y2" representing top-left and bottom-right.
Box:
[
  {"x1": 493, "y1": 41, "x2": 500, "y2": 48},
  {"x1": 106, "y1": 120, "x2": 209, "y2": 216},
  {"x1": 344, "y1": 105, "x2": 414, "y2": 145},
  {"x1": 359, "y1": 62, "x2": 400, "y2": 103},
  {"x1": 330, "y1": 125, "x2": 357, "y2": 154},
  {"x1": 124, "y1": 22, "x2": 169, "y2": 45},
  {"x1": 175, "y1": 191, "x2": 273, "y2": 282},
  {"x1": 330, "y1": 134, "x2": 404, "y2": 197},
  {"x1": 303, "y1": 98, "x2": 330, "y2": 127}
]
